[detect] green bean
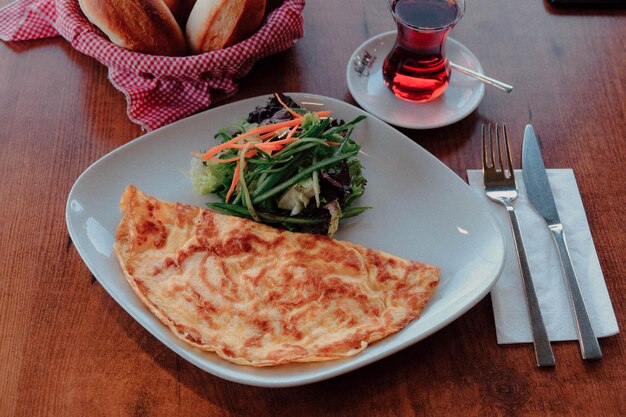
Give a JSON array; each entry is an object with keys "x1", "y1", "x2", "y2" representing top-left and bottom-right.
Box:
[{"x1": 251, "y1": 150, "x2": 358, "y2": 204}]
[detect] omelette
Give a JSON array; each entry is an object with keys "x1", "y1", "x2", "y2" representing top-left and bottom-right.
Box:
[{"x1": 114, "y1": 185, "x2": 440, "y2": 366}]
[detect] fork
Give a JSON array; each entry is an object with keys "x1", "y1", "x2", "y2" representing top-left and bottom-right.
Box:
[{"x1": 482, "y1": 123, "x2": 556, "y2": 367}]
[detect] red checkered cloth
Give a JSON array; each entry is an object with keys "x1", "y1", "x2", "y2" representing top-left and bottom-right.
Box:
[{"x1": 0, "y1": 0, "x2": 305, "y2": 130}]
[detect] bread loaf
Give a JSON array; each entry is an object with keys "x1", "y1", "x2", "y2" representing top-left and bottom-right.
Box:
[
  {"x1": 78, "y1": 0, "x2": 188, "y2": 56},
  {"x1": 186, "y1": 0, "x2": 267, "y2": 54}
]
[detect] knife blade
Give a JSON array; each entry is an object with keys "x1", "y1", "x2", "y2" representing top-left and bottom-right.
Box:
[{"x1": 522, "y1": 124, "x2": 602, "y2": 360}]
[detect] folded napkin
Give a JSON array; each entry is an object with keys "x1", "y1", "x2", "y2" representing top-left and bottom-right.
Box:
[
  {"x1": 0, "y1": 0, "x2": 305, "y2": 131},
  {"x1": 467, "y1": 169, "x2": 619, "y2": 344}
]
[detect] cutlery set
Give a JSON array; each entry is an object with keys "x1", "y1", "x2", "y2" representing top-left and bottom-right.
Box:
[{"x1": 481, "y1": 123, "x2": 602, "y2": 366}]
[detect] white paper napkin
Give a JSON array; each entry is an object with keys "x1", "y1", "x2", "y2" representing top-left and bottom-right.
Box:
[{"x1": 467, "y1": 169, "x2": 619, "y2": 344}]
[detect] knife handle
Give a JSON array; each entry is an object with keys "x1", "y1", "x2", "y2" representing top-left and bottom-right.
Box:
[
  {"x1": 506, "y1": 206, "x2": 556, "y2": 367},
  {"x1": 549, "y1": 225, "x2": 603, "y2": 360}
]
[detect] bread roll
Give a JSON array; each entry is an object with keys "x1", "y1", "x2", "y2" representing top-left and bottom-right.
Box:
[
  {"x1": 162, "y1": 0, "x2": 197, "y2": 27},
  {"x1": 79, "y1": 0, "x2": 187, "y2": 56},
  {"x1": 186, "y1": 0, "x2": 267, "y2": 54}
]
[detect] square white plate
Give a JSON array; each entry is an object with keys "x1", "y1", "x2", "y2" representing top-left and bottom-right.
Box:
[{"x1": 66, "y1": 93, "x2": 504, "y2": 387}]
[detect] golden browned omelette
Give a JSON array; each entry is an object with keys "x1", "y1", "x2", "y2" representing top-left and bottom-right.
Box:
[{"x1": 114, "y1": 185, "x2": 440, "y2": 366}]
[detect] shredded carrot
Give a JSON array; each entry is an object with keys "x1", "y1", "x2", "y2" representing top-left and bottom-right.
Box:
[
  {"x1": 238, "y1": 118, "x2": 301, "y2": 137},
  {"x1": 258, "y1": 130, "x2": 280, "y2": 141},
  {"x1": 225, "y1": 161, "x2": 240, "y2": 202},
  {"x1": 255, "y1": 143, "x2": 283, "y2": 152},
  {"x1": 274, "y1": 93, "x2": 303, "y2": 119},
  {"x1": 261, "y1": 125, "x2": 299, "y2": 148},
  {"x1": 225, "y1": 128, "x2": 289, "y2": 149},
  {"x1": 228, "y1": 142, "x2": 266, "y2": 150},
  {"x1": 199, "y1": 111, "x2": 331, "y2": 161},
  {"x1": 199, "y1": 136, "x2": 247, "y2": 161},
  {"x1": 326, "y1": 141, "x2": 341, "y2": 146},
  {"x1": 285, "y1": 124, "x2": 299, "y2": 140},
  {"x1": 316, "y1": 110, "x2": 332, "y2": 118},
  {"x1": 199, "y1": 119, "x2": 303, "y2": 160}
]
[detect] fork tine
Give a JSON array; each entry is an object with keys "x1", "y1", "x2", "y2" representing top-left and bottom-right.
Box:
[
  {"x1": 482, "y1": 123, "x2": 495, "y2": 170},
  {"x1": 495, "y1": 123, "x2": 504, "y2": 173},
  {"x1": 488, "y1": 124, "x2": 495, "y2": 168},
  {"x1": 502, "y1": 124, "x2": 515, "y2": 180},
  {"x1": 481, "y1": 124, "x2": 488, "y2": 170}
]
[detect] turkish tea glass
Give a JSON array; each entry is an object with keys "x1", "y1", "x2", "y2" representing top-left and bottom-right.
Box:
[{"x1": 382, "y1": 0, "x2": 465, "y2": 103}]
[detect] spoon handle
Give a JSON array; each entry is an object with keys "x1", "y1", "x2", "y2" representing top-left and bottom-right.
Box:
[{"x1": 450, "y1": 62, "x2": 513, "y2": 93}]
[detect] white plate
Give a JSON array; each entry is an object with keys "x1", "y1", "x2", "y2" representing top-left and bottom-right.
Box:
[
  {"x1": 66, "y1": 93, "x2": 504, "y2": 387},
  {"x1": 347, "y1": 31, "x2": 485, "y2": 129}
]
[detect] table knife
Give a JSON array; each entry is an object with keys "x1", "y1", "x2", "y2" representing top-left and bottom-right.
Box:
[{"x1": 522, "y1": 125, "x2": 602, "y2": 360}]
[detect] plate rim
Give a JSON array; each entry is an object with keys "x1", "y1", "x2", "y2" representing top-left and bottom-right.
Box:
[
  {"x1": 346, "y1": 31, "x2": 486, "y2": 129},
  {"x1": 66, "y1": 92, "x2": 505, "y2": 387}
]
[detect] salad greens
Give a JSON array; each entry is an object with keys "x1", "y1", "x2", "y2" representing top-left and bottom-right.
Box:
[{"x1": 189, "y1": 94, "x2": 369, "y2": 236}]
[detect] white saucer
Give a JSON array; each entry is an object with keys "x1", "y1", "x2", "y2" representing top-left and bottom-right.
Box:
[{"x1": 346, "y1": 31, "x2": 485, "y2": 129}]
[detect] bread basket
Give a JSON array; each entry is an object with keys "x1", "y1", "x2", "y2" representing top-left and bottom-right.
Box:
[{"x1": 0, "y1": 0, "x2": 306, "y2": 130}]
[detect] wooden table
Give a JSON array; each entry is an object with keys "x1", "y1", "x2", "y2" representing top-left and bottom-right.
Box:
[{"x1": 1, "y1": 1, "x2": 625, "y2": 415}]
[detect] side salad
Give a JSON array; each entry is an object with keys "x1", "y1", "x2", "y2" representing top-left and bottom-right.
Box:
[{"x1": 189, "y1": 93, "x2": 369, "y2": 236}]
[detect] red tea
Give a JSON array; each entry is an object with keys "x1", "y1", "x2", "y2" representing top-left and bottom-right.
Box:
[{"x1": 383, "y1": 0, "x2": 463, "y2": 102}]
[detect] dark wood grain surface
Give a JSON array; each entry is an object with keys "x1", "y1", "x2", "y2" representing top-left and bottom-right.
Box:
[{"x1": 1, "y1": 0, "x2": 625, "y2": 416}]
